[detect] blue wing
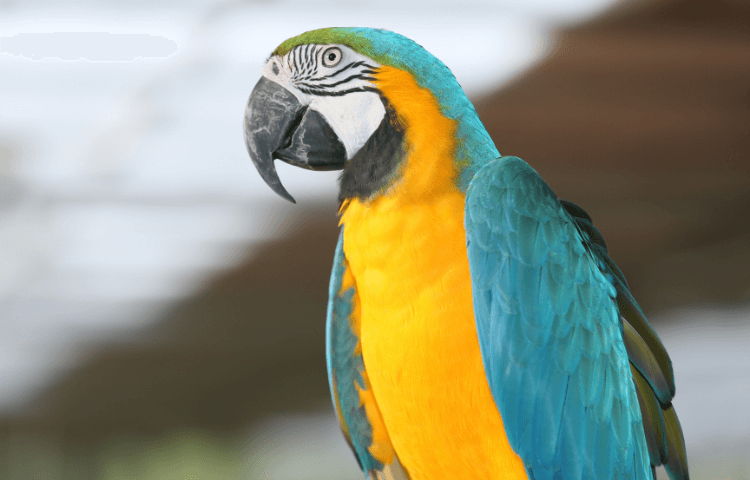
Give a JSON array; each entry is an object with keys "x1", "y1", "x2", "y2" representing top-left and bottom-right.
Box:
[
  {"x1": 465, "y1": 156, "x2": 688, "y2": 480},
  {"x1": 326, "y1": 232, "x2": 408, "y2": 480}
]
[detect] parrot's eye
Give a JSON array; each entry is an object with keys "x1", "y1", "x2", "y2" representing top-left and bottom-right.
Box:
[{"x1": 322, "y1": 47, "x2": 342, "y2": 68}]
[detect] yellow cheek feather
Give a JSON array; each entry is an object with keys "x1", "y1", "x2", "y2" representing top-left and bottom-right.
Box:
[{"x1": 339, "y1": 66, "x2": 528, "y2": 479}]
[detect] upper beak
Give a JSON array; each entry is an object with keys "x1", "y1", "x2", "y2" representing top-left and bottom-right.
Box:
[{"x1": 243, "y1": 77, "x2": 347, "y2": 203}]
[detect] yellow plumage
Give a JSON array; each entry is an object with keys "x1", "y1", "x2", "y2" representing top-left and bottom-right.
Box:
[{"x1": 339, "y1": 66, "x2": 528, "y2": 479}]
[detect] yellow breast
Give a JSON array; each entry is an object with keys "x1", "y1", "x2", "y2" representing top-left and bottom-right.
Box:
[{"x1": 339, "y1": 67, "x2": 527, "y2": 479}]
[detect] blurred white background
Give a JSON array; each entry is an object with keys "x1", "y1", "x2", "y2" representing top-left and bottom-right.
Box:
[{"x1": 0, "y1": 0, "x2": 615, "y2": 414}]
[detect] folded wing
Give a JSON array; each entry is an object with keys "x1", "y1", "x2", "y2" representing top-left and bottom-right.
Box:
[{"x1": 465, "y1": 156, "x2": 688, "y2": 480}]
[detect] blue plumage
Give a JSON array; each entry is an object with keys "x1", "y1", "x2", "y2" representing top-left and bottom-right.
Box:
[
  {"x1": 326, "y1": 233, "x2": 409, "y2": 480},
  {"x1": 326, "y1": 232, "x2": 382, "y2": 472},
  {"x1": 466, "y1": 156, "x2": 653, "y2": 480}
]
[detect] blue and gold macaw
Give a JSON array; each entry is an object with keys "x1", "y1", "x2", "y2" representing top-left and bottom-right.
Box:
[{"x1": 243, "y1": 27, "x2": 688, "y2": 480}]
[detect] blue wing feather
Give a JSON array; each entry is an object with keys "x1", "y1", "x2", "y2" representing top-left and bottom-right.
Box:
[
  {"x1": 465, "y1": 156, "x2": 652, "y2": 480},
  {"x1": 326, "y1": 232, "x2": 380, "y2": 472},
  {"x1": 326, "y1": 232, "x2": 409, "y2": 480}
]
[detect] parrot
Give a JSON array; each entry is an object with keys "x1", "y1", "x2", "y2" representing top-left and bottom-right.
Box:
[{"x1": 242, "y1": 27, "x2": 688, "y2": 480}]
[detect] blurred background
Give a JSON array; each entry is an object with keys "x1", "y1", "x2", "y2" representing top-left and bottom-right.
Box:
[{"x1": 0, "y1": 0, "x2": 748, "y2": 478}]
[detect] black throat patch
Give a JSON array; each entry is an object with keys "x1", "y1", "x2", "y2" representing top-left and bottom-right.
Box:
[{"x1": 338, "y1": 101, "x2": 406, "y2": 202}]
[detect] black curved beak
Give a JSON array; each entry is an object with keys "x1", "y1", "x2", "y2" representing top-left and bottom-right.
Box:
[{"x1": 243, "y1": 77, "x2": 347, "y2": 203}]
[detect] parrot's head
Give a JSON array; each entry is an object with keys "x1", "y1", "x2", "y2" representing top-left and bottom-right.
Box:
[{"x1": 244, "y1": 27, "x2": 497, "y2": 203}]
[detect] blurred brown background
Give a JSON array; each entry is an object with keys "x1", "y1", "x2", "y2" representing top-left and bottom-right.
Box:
[
  {"x1": 477, "y1": 0, "x2": 750, "y2": 315},
  {"x1": 1, "y1": 0, "x2": 748, "y2": 478}
]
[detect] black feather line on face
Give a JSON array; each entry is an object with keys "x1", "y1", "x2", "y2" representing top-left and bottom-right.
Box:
[
  {"x1": 297, "y1": 73, "x2": 374, "y2": 90},
  {"x1": 297, "y1": 86, "x2": 379, "y2": 97},
  {"x1": 302, "y1": 44, "x2": 312, "y2": 74},
  {"x1": 312, "y1": 45, "x2": 320, "y2": 73},
  {"x1": 339, "y1": 99, "x2": 406, "y2": 203},
  {"x1": 292, "y1": 45, "x2": 300, "y2": 72},
  {"x1": 321, "y1": 61, "x2": 378, "y2": 79},
  {"x1": 322, "y1": 60, "x2": 365, "y2": 79}
]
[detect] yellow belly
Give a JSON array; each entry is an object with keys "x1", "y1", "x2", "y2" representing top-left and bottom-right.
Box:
[{"x1": 341, "y1": 192, "x2": 528, "y2": 480}]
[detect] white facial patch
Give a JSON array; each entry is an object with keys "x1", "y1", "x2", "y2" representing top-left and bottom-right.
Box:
[
  {"x1": 309, "y1": 93, "x2": 385, "y2": 159},
  {"x1": 260, "y1": 44, "x2": 386, "y2": 160}
]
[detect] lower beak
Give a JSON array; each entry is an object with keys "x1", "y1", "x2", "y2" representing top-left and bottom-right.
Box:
[{"x1": 243, "y1": 77, "x2": 347, "y2": 203}]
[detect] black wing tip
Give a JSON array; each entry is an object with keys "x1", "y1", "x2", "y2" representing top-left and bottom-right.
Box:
[{"x1": 560, "y1": 199, "x2": 593, "y2": 223}]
